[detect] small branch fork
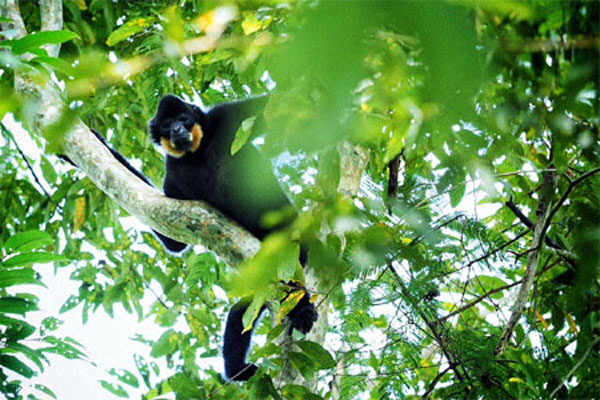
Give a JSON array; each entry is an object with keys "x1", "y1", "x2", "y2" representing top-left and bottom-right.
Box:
[{"x1": 497, "y1": 167, "x2": 599, "y2": 355}]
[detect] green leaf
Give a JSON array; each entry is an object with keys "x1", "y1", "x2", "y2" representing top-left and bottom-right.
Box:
[
  {"x1": 288, "y1": 351, "x2": 315, "y2": 380},
  {"x1": 106, "y1": 17, "x2": 153, "y2": 46},
  {"x1": 134, "y1": 354, "x2": 151, "y2": 388},
  {"x1": 99, "y1": 380, "x2": 129, "y2": 398},
  {"x1": 5, "y1": 230, "x2": 53, "y2": 253},
  {"x1": 296, "y1": 340, "x2": 336, "y2": 369},
  {"x1": 9, "y1": 30, "x2": 79, "y2": 55},
  {"x1": 33, "y1": 56, "x2": 77, "y2": 77},
  {"x1": 59, "y1": 295, "x2": 80, "y2": 314},
  {"x1": 0, "y1": 315, "x2": 35, "y2": 329},
  {"x1": 231, "y1": 116, "x2": 256, "y2": 156},
  {"x1": 281, "y1": 383, "x2": 324, "y2": 400},
  {"x1": 41, "y1": 336, "x2": 86, "y2": 360},
  {"x1": 231, "y1": 234, "x2": 297, "y2": 298},
  {"x1": 150, "y1": 329, "x2": 178, "y2": 358},
  {"x1": 0, "y1": 297, "x2": 38, "y2": 315},
  {"x1": 108, "y1": 368, "x2": 140, "y2": 388},
  {"x1": 34, "y1": 384, "x2": 58, "y2": 399},
  {"x1": 40, "y1": 317, "x2": 63, "y2": 335},
  {"x1": 0, "y1": 354, "x2": 34, "y2": 377},
  {"x1": 267, "y1": 323, "x2": 286, "y2": 342},
  {"x1": 242, "y1": 296, "x2": 265, "y2": 332},
  {"x1": 450, "y1": 179, "x2": 466, "y2": 208},
  {"x1": 0, "y1": 268, "x2": 39, "y2": 288},
  {"x1": 2, "y1": 317, "x2": 35, "y2": 340},
  {"x1": 250, "y1": 374, "x2": 279, "y2": 399},
  {"x1": 2, "y1": 252, "x2": 68, "y2": 268},
  {"x1": 4, "y1": 342, "x2": 47, "y2": 371}
]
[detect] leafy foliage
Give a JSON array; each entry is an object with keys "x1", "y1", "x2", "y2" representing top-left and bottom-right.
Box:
[
  {"x1": 1, "y1": 0, "x2": 599, "y2": 399},
  {"x1": 0, "y1": 231, "x2": 85, "y2": 399}
]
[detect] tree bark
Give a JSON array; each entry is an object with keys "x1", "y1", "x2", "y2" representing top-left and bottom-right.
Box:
[{"x1": 494, "y1": 168, "x2": 557, "y2": 355}]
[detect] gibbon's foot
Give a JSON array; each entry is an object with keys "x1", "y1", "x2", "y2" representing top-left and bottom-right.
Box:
[{"x1": 287, "y1": 294, "x2": 318, "y2": 334}]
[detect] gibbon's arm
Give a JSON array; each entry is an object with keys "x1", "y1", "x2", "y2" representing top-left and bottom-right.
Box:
[
  {"x1": 91, "y1": 129, "x2": 154, "y2": 187},
  {"x1": 90, "y1": 129, "x2": 188, "y2": 252}
]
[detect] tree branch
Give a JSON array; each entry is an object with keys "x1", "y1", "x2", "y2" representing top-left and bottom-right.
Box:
[
  {"x1": 505, "y1": 199, "x2": 567, "y2": 254},
  {"x1": 0, "y1": 0, "x2": 27, "y2": 38},
  {"x1": 420, "y1": 366, "x2": 451, "y2": 399},
  {"x1": 495, "y1": 168, "x2": 557, "y2": 355},
  {"x1": 63, "y1": 122, "x2": 260, "y2": 266},
  {"x1": 39, "y1": 0, "x2": 63, "y2": 57},
  {"x1": 387, "y1": 263, "x2": 468, "y2": 386},
  {"x1": 441, "y1": 279, "x2": 523, "y2": 323}
]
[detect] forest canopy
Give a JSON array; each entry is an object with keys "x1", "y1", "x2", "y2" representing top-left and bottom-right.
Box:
[{"x1": 0, "y1": 0, "x2": 599, "y2": 399}]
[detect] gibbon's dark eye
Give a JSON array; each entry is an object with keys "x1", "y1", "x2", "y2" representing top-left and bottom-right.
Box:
[
  {"x1": 178, "y1": 114, "x2": 193, "y2": 129},
  {"x1": 160, "y1": 120, "x2": 172, "y2": 132}
]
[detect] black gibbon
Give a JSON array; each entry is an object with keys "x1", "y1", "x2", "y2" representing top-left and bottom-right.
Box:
[{"x1": 92, "y1": 94, "x2": 317, "y2": 381}]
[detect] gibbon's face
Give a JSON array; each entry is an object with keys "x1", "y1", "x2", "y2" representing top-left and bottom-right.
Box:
[
  {"x1": 149, "y1": 95, "x2": 204, "y2": 158},
  {"x1": 157, "y1": 113, "x2": 203, "y2": 158}
]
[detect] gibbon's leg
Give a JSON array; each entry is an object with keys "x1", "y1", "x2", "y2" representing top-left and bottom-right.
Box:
[{"x1": 223, "y1": 299, "x2": 264, "y2": 381}]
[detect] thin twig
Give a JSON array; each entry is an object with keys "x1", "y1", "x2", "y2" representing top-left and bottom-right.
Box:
[
  {"x1": 441, "y1": 279, "x2": 523, "y2": 322},
  {"x1": 1, "y1": 122, "x2": 51, "y2": 198},
  {"x1": 420, "y1": 366, "x2": 451, "y2": 399},
  {"x1": 549, "y1": 336, "x2": 600, "y2": 398},
  {"x1": 386, "y1": 263, "x2": 469, "y2": 388}
]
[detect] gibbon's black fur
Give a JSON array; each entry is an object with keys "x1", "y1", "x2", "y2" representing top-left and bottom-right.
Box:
[{"x1": 92, "y1": 94, "x2": 317, "y2": 381}]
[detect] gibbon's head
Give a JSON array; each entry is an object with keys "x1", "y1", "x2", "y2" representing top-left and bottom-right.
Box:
[{"x1": 149, "y1": 95, "x2": 204, "y2": 158}]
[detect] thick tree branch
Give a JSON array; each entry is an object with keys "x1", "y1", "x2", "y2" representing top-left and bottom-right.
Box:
[
  {"x1": 495, "y1": 168, "x2": 557, "y2": 355},
  {"x1": 338, "y1": 141, "x2": 370, "y2": 197},
  {"x1": 505, "y1": 200, "x2": 568, "y2": 252},
  {"x1": 63, "y1": 121, "x2": 260, "y2": 266},
  {"x1": 40, "y1": 0, "x2": 63, "y2": 57},
  {"x1": 0, "y1": 0, "x2": 27, "y2": 38}
]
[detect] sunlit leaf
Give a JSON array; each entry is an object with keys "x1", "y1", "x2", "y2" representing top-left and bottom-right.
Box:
[
  {"x1": 150, "y1": 329, "x2": 178, "y2": 358},
  {"x1": 34, "y1": 384, "x2": 58, "y2": 399},
  {"x1": 2, "y1": 252, "x2": 68, "y2": 268},
  {"x1": 231, "y1": 116, "x2": 256, "y2": 156},
  {"x1": 5, "y1": 231, "x2": 53, "y2": 253},
  {"x1": 99, "y1": 381, "x2": 128, "y2": 398},
  {"x1": 73, "y1": 196, "x2": 86, "y2": 232},
  {"x1": 8, "y1": 30, "x2": 78, "y2": 55},
  {"x1": 0, "y1": 268, "x2": 39, "y2": 288},
  {"x1": 106, "y1": 17, "x2": 154, "y2": 47},
  {"x1": 108, "y1": 368, "x2": 140, "y2": 388}
]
